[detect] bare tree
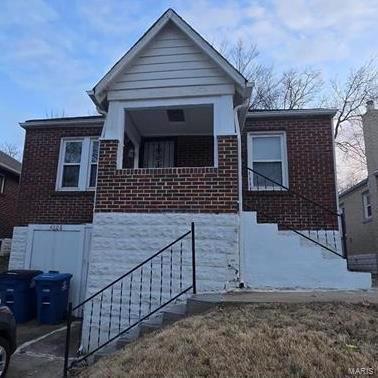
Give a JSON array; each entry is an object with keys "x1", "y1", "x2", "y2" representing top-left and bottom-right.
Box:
[
  {"x1": 220, "y1": 39, "x2": 259, "y2": 81},
  {"x1": 219, "y1": 39, "x2": 323, "y2": 110},
  {"x1": 331, "y1": 60, "x2": 378, "y2": 139},
  {"x1": 0, "y1": 142, "x2": 21, "y2": 160},
  {"x1": 218, "y1": 39, "x2": 280, "y2": 109},
  {"x1": 249, "y1": 64, "x2": 281, "y2": 109},
  {"x1": 329, "y1": 60, "x2": 378, "y2": 187},
  {"x1": 279, "y1": 68, "x2": 323, "y2": 109},
  {"x1": 336, "y1": 120, "x2": 366, "y2": 166}
]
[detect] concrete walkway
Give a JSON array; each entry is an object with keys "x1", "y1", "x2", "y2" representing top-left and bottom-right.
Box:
[
  {"x1": 191, "y1": 289, "x2": 378, "y2": 305},
  {"x1": 8, "y1": 320, "x2": 81, "y2": 378}
]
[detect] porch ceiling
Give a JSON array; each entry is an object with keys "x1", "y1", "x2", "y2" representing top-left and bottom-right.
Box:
[{"x1": 126, "y1": 105, "x2": 213, "y2": 136}]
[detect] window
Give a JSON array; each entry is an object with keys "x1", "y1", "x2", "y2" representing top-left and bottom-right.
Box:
[
  {"x1": 88, "y1": 139, "x2": 99, "y2": 188},
  {"x1": 57, "y1": 137, "x2": 99, "y2": 191},
  {"x1": 0, "y1": 175, "x2": 4, "y2": 193},
  {"x1": 247, "y1": 132, "x2": 288, "y2": 189},
  {"x1": 362, "y1": 191, "x2": 372, "y2": 220},
  {"x1": 142, "y1": 139, "x2": 175, "y2": 168}
]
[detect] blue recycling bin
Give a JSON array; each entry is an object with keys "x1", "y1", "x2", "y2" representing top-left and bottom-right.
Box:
[
  {"x1": 34, "y1": 271, "x2": 72, "y2": 324},
  {"x1": 0, "y1": 270, "x2": 42, "y2": 323}
]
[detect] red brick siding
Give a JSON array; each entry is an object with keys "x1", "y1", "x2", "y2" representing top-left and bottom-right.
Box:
[
  {"x1": 95, "y1": 136, "x2": 238, "y2": 213},
  {"x1": 0, "y1": 169, "x2": 19, "y2": 238},
  {"x1": 17, "y1": 125, "x2": 102, "y2": 225},
  {"x1": 242, "y1": 116, "x2": 338, "y2": 229},
  {"x1": 128, "y1": 135, "x2": 214, "y2": 168},
  {"x1": 176, "y1": 136, "x2": 213, "y2": 167}
]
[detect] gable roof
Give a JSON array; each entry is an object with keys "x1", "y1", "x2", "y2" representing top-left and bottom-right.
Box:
[
  {"x1": 0, "y1": 151, "x2": 22, "y2": 176},
  {"x1": 88, "y1": 8, "x2": 248, "y2": 109}
]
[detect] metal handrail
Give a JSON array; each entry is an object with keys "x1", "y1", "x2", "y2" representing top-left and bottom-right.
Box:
[
  {"x1": 63, "y1": 223, "x2": 196, "y2": 377},
  {"x1": 73, "y1": 229, "x2": 192, "y2": 311},
  {"x1": 246, "y1": 167, "x2": 347, "y2": 259},
  {"x1": 246, "y1": 166, "x2": 341, "y2": 217}
]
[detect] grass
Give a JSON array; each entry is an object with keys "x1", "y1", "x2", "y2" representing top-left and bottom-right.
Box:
[{"x1": 79, "y1": 302, "x2": 378, "y2": 378}]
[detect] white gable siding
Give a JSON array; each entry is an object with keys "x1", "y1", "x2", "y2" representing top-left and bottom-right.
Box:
[{"x1": 108, "y1": 22, "x2": 235, "y2": 100}]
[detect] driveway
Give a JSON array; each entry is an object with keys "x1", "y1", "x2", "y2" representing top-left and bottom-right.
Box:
[{"x1": 8, "y1": 320, "x2": 81, "y2": 378}]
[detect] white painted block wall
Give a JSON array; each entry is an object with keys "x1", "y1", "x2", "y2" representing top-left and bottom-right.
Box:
[
  {"x1": 242, "y1": 212, "x2": 371, "y2": 289},
  {"x1": 81, "y1": 212, "x2": 239, "y2": 351},
  {"x1": 8, "y1": 227, "x2": 28, "y2": 269}
]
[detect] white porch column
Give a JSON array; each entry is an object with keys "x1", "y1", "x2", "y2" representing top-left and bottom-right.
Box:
[
  {"x1": 101, "y1": 101, "x2": 125, "y2": 169},
  {"x1": 213, "y1": 95, "x2": 236, "y2": 167}
]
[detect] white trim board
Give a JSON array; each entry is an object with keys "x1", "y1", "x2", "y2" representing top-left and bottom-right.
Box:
[{"x1": 247, "y1": 131, "x2": 289, "y2": 190}]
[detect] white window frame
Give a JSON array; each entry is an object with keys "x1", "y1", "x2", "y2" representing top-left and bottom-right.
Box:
[
  {"x1": 0, "y1": 175, "x2": 4, "y2": 194},
  {"x1": 247, "y1": 131, "x2": 288, "y2": 190},
  {"x1": 86, "y1": 138, "x2": 100, "y2": 189},
  {"x1": 56, "y1": 137, "x2": 99, "y2": 191},
  {"x1": 362, "y1": 191, "x2": 372, "y2": 220}
]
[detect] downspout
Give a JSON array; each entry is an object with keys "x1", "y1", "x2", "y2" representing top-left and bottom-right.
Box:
[
  {"x1": 92, "y1": 105, "x2": 108, "y2": 231},
  {"x1": 233, "y1": 85, "x2": 253, "y2": 288}
]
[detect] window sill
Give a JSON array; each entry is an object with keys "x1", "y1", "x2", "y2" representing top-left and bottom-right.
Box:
[
  {"x1": 52, "y1": 190, "x2": 95, "y2": 197},
  {"x1": 248, "y1": 187, "x2": 289, "y2": 192},
  {"x1": 119, "y1": 166, "x2": 217, "y2": 175},
  {"x1": 363, "y1": 217, "x2": 373, "y2": 224}
]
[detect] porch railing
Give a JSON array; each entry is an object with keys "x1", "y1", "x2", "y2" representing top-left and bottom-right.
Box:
[
  {"x1": 63, "y1": 223, "x2": 196, "y2": 376},
  {"x1": 246, "y1": 167, "x2": 347, "y2": 259}
]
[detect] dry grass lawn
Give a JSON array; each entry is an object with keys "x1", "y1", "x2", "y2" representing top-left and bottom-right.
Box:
[{"x1": 79, "y1": 302, "x2": 378, "y2": 378}]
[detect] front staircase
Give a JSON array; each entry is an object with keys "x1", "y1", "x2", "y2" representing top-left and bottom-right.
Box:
[
  {"x1": 245, "y1": 166, "x2": 347, "y2": 258},
  {"x1": 63, "y1": 223, "x2": 197, "y2": 377}
]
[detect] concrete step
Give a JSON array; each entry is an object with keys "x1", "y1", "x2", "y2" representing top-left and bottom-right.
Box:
[
  {"x1": 164, "y1": 302, "x2": 187, "y2": 314},
  {"x1": 116, "y1": 326, "x2": 140, "y2": 349},
  {"x1": 139, "y1": 323, "x2": 161, "y2": 337},
  {"x1": 90, "y1": 295, "x2": 226, "y2": 366},
  {"x1": 162, "y1": 310, "x2": 186, "y2": 325},
  {"x1": 187, "y1": 295, "x2": 221, "y2": 315},
  {"x1": 93, "y1": 342, "x2": 118, "y2": 362},
  {"x1": 142, "y1": 312, "x2": 163, "y2": 326}
]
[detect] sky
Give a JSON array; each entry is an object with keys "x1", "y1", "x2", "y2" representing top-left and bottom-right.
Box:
[{"x1": 1, "y1": 0, "x2": 378, "y2": 151}]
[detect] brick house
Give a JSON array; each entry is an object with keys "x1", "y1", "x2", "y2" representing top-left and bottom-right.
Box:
[
  {"x1": 9, "y1": 9, "x2": 370, "y2": 323},
  {"x1": 339, "y1": 100, "x2": 378, "y2": 276},
  {"x1": 0, "y1": 151, "x2": 21, "y2": 244}
]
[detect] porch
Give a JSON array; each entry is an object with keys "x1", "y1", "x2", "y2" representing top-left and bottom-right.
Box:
[{"x1": 122, "y1": 105, "x2": 215, "y2": 169}]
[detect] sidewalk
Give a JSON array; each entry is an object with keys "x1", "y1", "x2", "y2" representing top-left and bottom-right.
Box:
[{"x1": 191, "y1": 289, "x2": 378, "y2": 305}]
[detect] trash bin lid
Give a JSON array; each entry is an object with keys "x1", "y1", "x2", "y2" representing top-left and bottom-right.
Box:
[
  {"x1": 0, "y1": 270, "x2": 43, "y2": 280},
  {"x1": 34, "y1": 271, "x2": 72, "y2": 282}
]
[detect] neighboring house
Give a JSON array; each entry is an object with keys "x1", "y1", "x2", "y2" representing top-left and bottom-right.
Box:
[
  {"x1": 0, "y1": 151, "x2": 21, "y2": 243},
  {"x1": 9, "y1": 8, "x2": 371, "y2": 357},
  {"x1": 339, "y1": 100, "x2": 378, "y2": 273}
]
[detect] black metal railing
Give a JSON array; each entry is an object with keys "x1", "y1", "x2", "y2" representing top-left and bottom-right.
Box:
[
  {"x1": 63, "y1": 223, "x2": 196, "y2": 376},
  {"x1": 246, "y1": 167, "x2": 347, "y2": 258}
]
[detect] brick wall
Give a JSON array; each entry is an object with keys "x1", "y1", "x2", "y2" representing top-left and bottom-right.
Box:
[
  {"x1": 0, "y1": 169, "x2": 19, "y2": 238},
  {"x1": 95, "y1": 136, "x2": 238, "y2": 213},
  {"x1": 242, "y1": 115, "x2": 338, "y2": 229},
  {"x1": 127, "y1": 135, "x2": 214, "y2": 168},
  {"x1": 176, "y1": 135, "x2": 213, "y2": 167},
  {"x1": 18, "y1": 125, "x2": 102, "y2": 225}
]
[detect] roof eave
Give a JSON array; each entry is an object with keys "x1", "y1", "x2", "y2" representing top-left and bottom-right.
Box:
[
  {"x1": 20, "y1": 118, "x2": 104, "y2": 129},
  {"x1": 247, "y1": 109, "x2": 338, "y2": 119},
  {"x1": 0, "y1": 163, "x2": 21, "y2": 176},
  {"x1": 339, "y1": 178, "x2": 368, "y2": 198}
]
